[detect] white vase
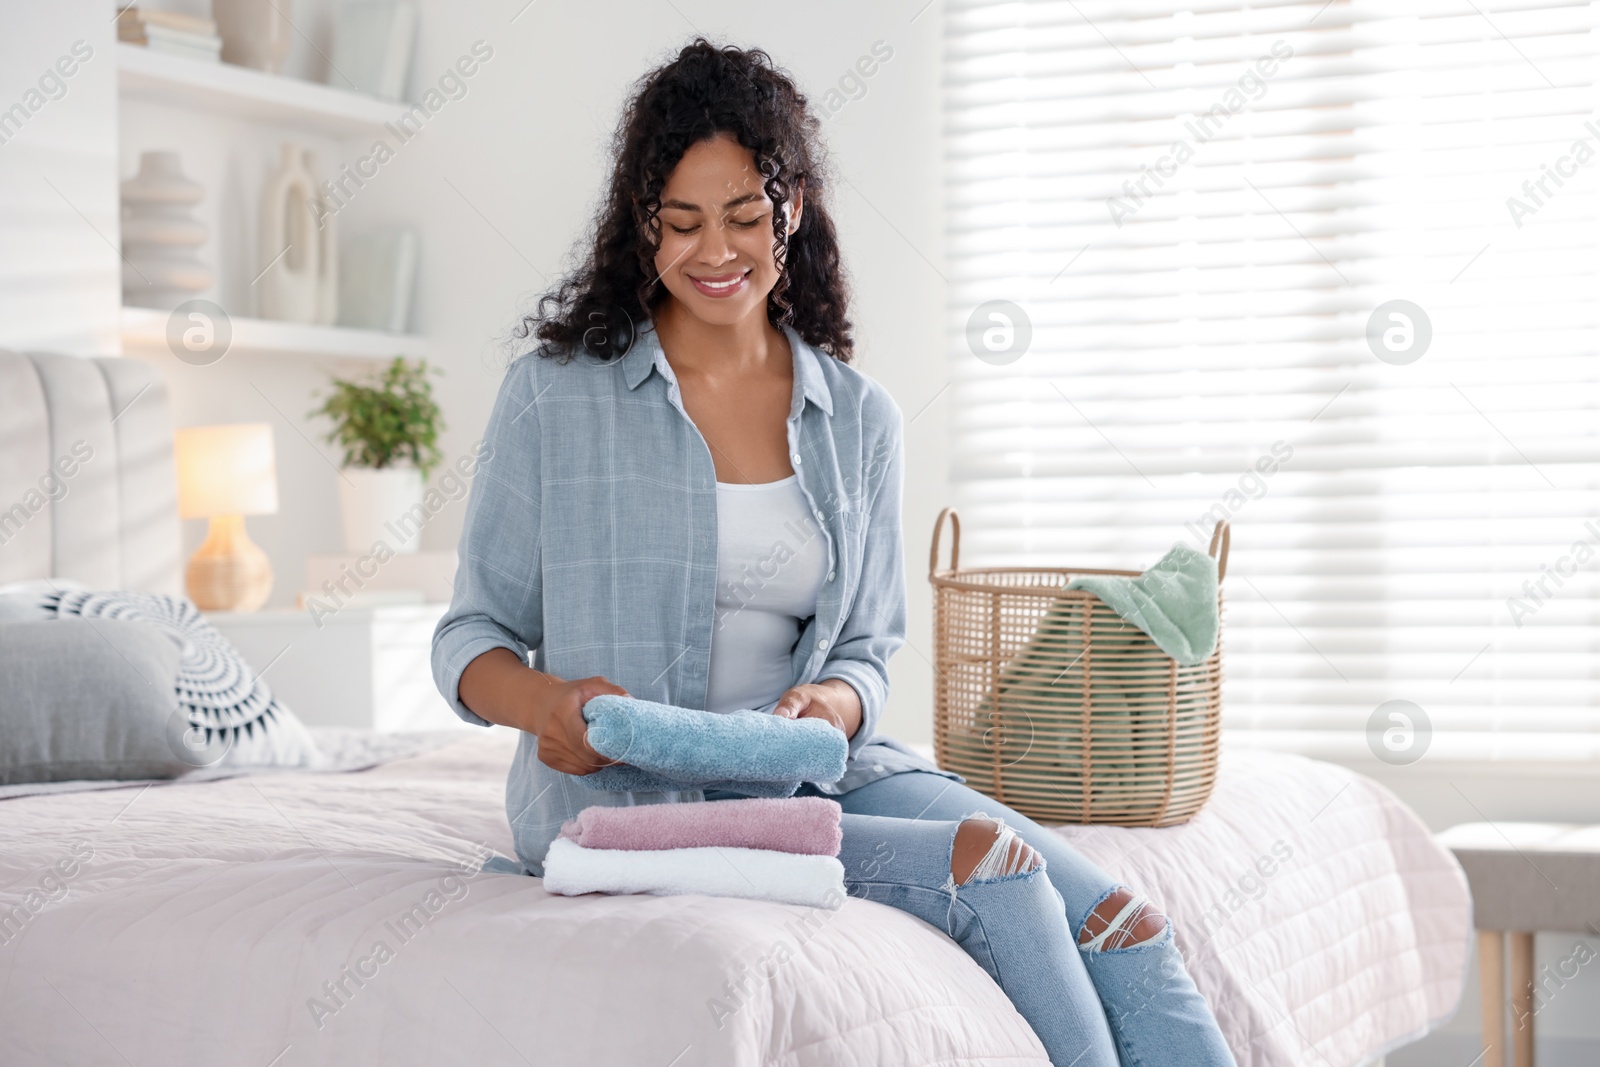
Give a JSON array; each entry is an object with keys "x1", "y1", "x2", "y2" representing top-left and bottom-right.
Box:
[
  {"x1": 214, "y1": 0, "x2": 293, "y2": 74},
  {"x1": 303, "y1": 148, "x2": 339, "y2": 326},
  {"x1": 339, "y1": 466, "x2": 425, "y2": 555},
  {"x1": 258, "y1": 143, "x2": 320, "y2": 323},
  {"x1": 120, "y1": 151, "x2": 212, "y2": 311}
]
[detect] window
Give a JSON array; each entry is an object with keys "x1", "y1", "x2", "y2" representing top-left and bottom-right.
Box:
[{"x1": 944, "y1": 0, "x2": 1600, "y2": 762}]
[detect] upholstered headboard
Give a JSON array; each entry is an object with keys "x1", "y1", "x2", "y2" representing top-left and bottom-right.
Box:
[{"x1": 0, "y1": 350, "x2": 181, "y2": 594}]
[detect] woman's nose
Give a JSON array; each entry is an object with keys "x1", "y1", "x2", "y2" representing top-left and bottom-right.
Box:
[{"x1": 696, "y1": 217, "x2": 738, "y2": 264}]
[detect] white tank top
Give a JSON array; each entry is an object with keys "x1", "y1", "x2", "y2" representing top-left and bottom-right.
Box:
[{"x1": 704, "y1": 474, "x2": 829, "y2": 714}]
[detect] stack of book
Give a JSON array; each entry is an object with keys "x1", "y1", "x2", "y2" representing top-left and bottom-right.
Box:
[{"x1": 117, "y1": 7, "x2": 223, "y2": 62}]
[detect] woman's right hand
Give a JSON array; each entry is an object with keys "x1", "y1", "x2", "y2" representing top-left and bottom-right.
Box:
[{"x1": 527, "y1": 674, "x2": 630, "y2": 776}]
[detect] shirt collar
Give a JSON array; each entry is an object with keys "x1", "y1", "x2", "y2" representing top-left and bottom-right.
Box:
[{"x1": 622, "y1": 319, "x2": 834, "y2": 417}]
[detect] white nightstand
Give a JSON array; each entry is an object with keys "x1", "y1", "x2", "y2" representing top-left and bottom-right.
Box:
[{"x1": 206, "y1": 603, "x2": 471, "y2": 732}]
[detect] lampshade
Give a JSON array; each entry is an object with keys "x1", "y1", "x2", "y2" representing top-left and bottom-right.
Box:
[{"x1": 175, "y1": 423, "x2": 280, "y2": 519}]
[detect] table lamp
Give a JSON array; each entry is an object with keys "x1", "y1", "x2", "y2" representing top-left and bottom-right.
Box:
[{"x1": 175, "y1": 423, "x2": 279, "y2": 612}]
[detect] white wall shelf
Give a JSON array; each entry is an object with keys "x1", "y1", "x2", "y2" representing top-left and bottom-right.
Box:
[
  {"x1": 116, "y1": 43, "x2": 408, "y2": 138},
  {"x1": 120, "y1": 305, "x2": 427, "y2": 362}
]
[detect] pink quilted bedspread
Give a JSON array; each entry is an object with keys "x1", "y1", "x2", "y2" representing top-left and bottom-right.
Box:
[
  {"x1": 1052, "y1": 749, "x2": 1471, "y2": 1065},
  {"x1": 0, "y1": 732, "x2": 1467, "y2": 1067}
]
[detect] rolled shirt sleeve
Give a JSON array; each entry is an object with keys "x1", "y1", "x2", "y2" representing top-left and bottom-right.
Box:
[
  {"x1": 431, "y1": 357, "x2": 545, "y2": 727},
  {"x1": 815, "y1": 388, "x2": 906, "y2": 762}
]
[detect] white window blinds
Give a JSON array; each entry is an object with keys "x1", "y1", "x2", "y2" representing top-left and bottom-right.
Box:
[{"x1": 943, "y1": 0, "x2": 1600, "y2": 763}]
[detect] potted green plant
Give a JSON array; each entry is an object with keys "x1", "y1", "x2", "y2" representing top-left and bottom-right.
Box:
[{"x1": 310, "y1": 356, "x2": 444, "y2": 555}]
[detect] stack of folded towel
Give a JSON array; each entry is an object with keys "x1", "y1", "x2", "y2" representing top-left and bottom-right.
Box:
[{"x1": 542, "y1": 796, "x2": 847, "y2": 909}]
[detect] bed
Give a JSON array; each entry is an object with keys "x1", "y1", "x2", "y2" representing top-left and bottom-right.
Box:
[{"x1": 0, "y1": 349, "x2": 1472, "y2": 1066}]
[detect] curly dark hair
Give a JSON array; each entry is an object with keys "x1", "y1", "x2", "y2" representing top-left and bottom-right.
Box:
[{"x1": 514, "y1": 37, "x2": 854, "y2": 364}]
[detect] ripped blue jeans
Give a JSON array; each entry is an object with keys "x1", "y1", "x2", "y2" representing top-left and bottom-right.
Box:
[{"x1": 706, "y1": 771, "x2": 1235, "y2": 1067}]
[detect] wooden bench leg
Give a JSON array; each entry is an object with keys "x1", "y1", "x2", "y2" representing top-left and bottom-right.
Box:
[
  {"x1": 1510, "y1": 931, "x2": 1535, "y2": 1067},
  {"x1": 1479, "y1": 930, "x2": 1505, "y2": 1067}
]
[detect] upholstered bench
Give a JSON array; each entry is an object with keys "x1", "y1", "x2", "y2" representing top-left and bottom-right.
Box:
[{"x1": 1437, "y1": 823, "x2": 1600, "y2": 1067}]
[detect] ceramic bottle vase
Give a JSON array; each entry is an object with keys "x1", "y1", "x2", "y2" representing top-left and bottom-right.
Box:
[
  {"x1": 120, "y1": 151, "x2": 213, "y2": 311},
  {"x1": 214, "y1": 0, "x2": 293, "y2": 74},
  {"x1": 258, "y1": 143, "x2": 320, "y2": 323},
  {"x1": 303, "y1": 148, "x2": 338, "y2": 325}
]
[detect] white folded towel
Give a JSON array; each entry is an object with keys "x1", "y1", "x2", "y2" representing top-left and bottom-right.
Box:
[{"x1": 541, "y1": 838, "x2": 847, "y2": 909}]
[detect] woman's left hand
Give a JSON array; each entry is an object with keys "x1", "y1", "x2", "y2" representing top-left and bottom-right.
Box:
[{"x1": 771, "y1": 679, "x2": 862, "y2": 741}]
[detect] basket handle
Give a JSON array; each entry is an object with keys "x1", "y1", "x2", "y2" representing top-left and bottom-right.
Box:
[
  {"x1": 929, "y1": 507, "x2": 961, "y2": 577},
  {"x1": 1208, "y1": 519, "x2": 1231, "y2": 582}
]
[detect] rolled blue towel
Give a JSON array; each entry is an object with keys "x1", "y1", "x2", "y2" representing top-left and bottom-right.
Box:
[{"x1": 577, "y1": 695, "x2": 849, "y2": 794}]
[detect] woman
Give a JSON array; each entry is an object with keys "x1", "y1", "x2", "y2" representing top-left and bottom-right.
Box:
[{"x1": 432, "y1": 38, "x2": 1234, "y2": 1067}]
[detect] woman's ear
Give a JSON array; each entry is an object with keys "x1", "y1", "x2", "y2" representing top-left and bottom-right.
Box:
[{"x1": 787, "y1": 178, "x2": 805, "y2": 235}]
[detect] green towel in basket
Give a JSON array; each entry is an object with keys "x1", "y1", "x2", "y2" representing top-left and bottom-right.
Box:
[{"x1": 1064, "y1": 543, "x2": 1219, "y2": 666}]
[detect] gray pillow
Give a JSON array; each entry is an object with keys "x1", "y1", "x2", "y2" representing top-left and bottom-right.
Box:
[
  {"x1": 42, "y1": 588, "x2": 320, "y2": 769},
  {"x1": 0, "y1": 619, "x2": 192, "y2": 785}
]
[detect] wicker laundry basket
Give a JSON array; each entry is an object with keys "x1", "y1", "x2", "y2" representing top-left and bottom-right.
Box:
[{"x1": 928, "y1": 508, "x2": 1228, "y2": 827}]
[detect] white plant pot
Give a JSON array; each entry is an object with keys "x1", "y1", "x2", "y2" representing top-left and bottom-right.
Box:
[{"x1": 338, "y1": 466, "x2": 425, "y2": 555}]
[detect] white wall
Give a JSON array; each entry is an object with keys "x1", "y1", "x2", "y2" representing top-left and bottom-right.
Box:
[{"x1": 0, "y1": 5, "x2": 119, "y2": 354}]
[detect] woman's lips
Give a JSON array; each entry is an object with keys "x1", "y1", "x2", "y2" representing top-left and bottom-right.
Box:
[{"x1": 689, "y1": 270, "x2": 749, "y2": 298}]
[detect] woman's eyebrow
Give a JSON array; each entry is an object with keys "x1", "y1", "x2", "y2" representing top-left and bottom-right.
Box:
[{"x1": 660, "y1": 192, "x2": 765, "y2": 212}]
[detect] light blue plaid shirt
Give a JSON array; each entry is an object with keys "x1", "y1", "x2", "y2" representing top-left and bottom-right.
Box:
[{"x1": 432, "y1": 319, "x2": 960, "y2": 874}]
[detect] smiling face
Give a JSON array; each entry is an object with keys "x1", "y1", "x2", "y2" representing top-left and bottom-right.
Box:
[{"x1": 650, "y1": 132, "x2": 802, "y2": 329}]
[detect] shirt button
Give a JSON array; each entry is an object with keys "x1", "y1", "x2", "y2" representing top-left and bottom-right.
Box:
[
  {"x1": 827, "y1": 571, "x2": 835, "y2": 582},
  {"x1": 814, "y1": 510, "x2": 824, "y2": 521},
  {"x1": 872, "y1": 764, "x2": 885, "y2": 773},
  {"x1": 791, "y1": 453, "x2": 802, "y2": 464},
  {"x1": 817, "y1": 638, "x2": 829, "y2": 650}
]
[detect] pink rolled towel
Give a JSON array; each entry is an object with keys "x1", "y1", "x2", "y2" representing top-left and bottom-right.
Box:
[{"x1": 558, "y1": 796, "x2": 843, "y2": 856}]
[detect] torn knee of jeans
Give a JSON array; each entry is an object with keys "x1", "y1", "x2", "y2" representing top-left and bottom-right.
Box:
[
  {"x1": 1077, "y1": 885, "x2": 1168, "y2": 951},
  {"x1": 952, "y1": 816, "x2": 1043, "y2": 884}
]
